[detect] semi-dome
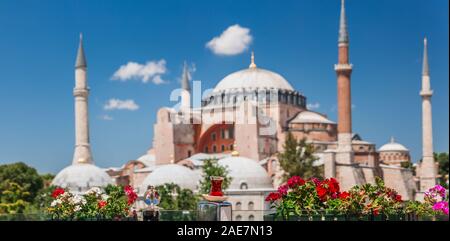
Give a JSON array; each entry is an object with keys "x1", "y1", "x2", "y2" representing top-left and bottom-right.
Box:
[
  {"x1": 52, "y1": 163, "x2": 114, "y2": 194},
  {"x1": 139, "y1": 164, "x2": 200, "y2": 193},
  {"x1": 289, "y1": 110, "x2": 335, "y2": 124},
  {"x1": 218, "y1": 156, "x2": 273, "y2": 190},
  {"x1": 213, "y1": 67, "x2": 294, "y2": 93},
  {"x1": 378, "y1": 137, "x2": 409, "y2": 152}
]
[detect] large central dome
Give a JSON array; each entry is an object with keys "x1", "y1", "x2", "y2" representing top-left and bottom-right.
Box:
[
  {"x1": 213, "y1": 68, "x2": 294, "y2": 93},
  {"x1": 213, "y1": 54, "x2": 294, "y2": 93}
]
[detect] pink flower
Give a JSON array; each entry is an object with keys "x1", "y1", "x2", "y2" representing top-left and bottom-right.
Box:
[
  {"x1": 278, "y1": 184, "x2": 289, "y2": 196},
  {"x1": 287, "y1": 176, "x2": 305, "y2": 188},
  {"x1": 310, "y1": 178, "x2": 321, "y2": 186}
]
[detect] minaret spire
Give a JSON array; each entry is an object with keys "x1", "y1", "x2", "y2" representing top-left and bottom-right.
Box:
[
  {"x1": 335, "y1": 0, "x2": 353, "y2": 150},
  {"x1": 75, "y1": 33, "x2": 87, "y2": 69},
  {"x1": 181, "y1": 61, "x2": 190, "y2": 91},
  {"x1": 418, "y1": 37, "x2": 436, "y2": 196},
  {"x1": 180, "y1": 61, "x2": 191, "y2": 110},
  {"x1": 422, "y1": 38, "x2": 429, "y2": 76},
  {"x1": 73, "y1": 34, "x2": 93, "y2": 164},
  {"x1": 332, "y1": 0, "x2": 361, "y2": 190},
  {"x1": 338, "y1": 0, "x2": 349, "y2": 45}
]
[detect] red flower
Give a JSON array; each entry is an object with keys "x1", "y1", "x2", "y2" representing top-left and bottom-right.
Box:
[
  {"x1": 287, "y1": 176, "x2": 305, "y2": 188},
  {"x1": 373, "y1": 209, "x2": 380, "y2": 216},
  {"x1": 339, "y1": 191, "x2": 350, "y2": 200},
  {"x1": 395, "y1": 194, "x2": 402, "y2": 202},
  {"x1": 328, "y1": 178, "x2": 340, "y2": 193},
  {"x1": 124, "y1": 185, "x2": 133, "y2": 195},
  {"x1": 51, "y1": 187, "x2": 65, "y2": 198},
  {"x1": 124, "y1": 185, "x2": 138, "y2": 205},
  {"x1": 316, "y1": 186, "x2": 328, "y2": 201},
  {"x1": 265, "y1": 192, "x2": 282, "y2": 202},
  {"x1": 98, "y1": 200, "x2": 107, "y2": 209}
]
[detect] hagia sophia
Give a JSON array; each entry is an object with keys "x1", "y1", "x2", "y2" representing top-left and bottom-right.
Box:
[{"x1": 52, "y1": 0, "x2": 439, "y2": 220}]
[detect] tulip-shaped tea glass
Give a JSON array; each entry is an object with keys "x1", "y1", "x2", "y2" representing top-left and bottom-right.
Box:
[{"x1": 210, "y1": 176, "x2": 224, "y2": 196}]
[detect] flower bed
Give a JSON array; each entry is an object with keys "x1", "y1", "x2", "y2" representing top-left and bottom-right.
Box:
[
  {"x1": 266, "y1": 177, "x2": 449, "y2": 221},
  {"x1": 47, "y1": 185, "x2": 138, "y2": 221}
]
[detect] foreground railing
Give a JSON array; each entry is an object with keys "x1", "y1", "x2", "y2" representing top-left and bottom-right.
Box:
[
  {"x1": 0, "y1": 210, "x2": 448, "y2": 221},
  {"x1": 263, "y1": 211, "x2": 449, "y2": 221}
]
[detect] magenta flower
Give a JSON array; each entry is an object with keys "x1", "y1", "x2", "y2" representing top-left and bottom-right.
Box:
[
  {"x1": 310, "y1": 178, "x2": 321, "y2": 186},
  {"x1": 278, "y1": 184, "x2": 289, "y2": 196},
  {"x1": 426, "y1": 185, "x2": 449, "y2": 203},
  {"x1": 432, "y1": 201, "x2": 449, "y2": 215}
]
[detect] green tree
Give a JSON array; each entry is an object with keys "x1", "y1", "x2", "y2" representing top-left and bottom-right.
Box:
[
  {"x1": 199, "y1": 159, "x2": 232, "y2": 194},
  {"x1": 401, "y1": 161, "x2": 415, "y2": 175},
  {"x1": 0, "y1": 181, "x2": 30, "y2": 214},
  {"x1": 435, "y1": 152, "x2": 449, "y2": 188},
  {"x1": 278, "y1": 132, "x2": 323, "y2": 181},
  {"x1": 155, "y1": 183, "x2": 198, "y2": 210},
  {"x1": 0, "y1": 162, "x2": 43, "y2": 203}
]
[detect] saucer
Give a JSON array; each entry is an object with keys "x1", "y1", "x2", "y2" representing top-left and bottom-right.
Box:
[{"x1": 201, "y1": 194, "x2": 228, "y2": 202}]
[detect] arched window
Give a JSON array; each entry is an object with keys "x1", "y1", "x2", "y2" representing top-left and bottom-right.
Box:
[
  {"x1": 248, "y1": 201, "x2": 254, "y2": 210},
  {"x1": 248, "y1": 215, "x2": 255, "y2": 221},
  {"x1": 240, "y1": 182, "x2": 248, "y2": 190},
  {"x1": 211, "y1": 132, "x2": 216, "y2": 141},
  {"x1": 221, "y1": 145, "x2": 225, "y2": 152},
  {"x1": 204, "y1": 146, "x2": 209, "y2": 153},
  {"x1": 213, "y1": 145, "x2": 217, "y2": 153},
  {"x1": 235, "y1": 202, "x2": 242, "y2": 211},
  {"x1": 235, "y1": 215, "x2": 242, "y2": 221}
]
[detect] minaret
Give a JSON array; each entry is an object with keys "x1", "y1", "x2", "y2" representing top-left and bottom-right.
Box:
[
  {"x1": 249, "y1": 51, "x2": 257, "y2": 69},
  {"x1": 419, "y1": 37, "x2": 436, "y2": 192},
  {"x1": 335, "y1": 0, "x2": 353, "y2": 155},
  {"x1": 180, "y1": 61, "x2": 191, "y2": 110},
  {"x1": 328, "y1": 0, "x2": 364, "y2": 190},
  {"x1": 72, "y1": 33, "x2": 94, "y2": 164}
]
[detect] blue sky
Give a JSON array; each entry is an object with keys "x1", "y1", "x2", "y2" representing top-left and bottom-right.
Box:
[{"x1": 0, "y1": 0, "x2": 448, "y2": 174}]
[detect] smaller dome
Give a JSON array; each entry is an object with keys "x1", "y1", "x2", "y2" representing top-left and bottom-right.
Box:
[
  {"x1": 137, "y1": 153, "x2": 155, "y2": 167},
  {"x1": 289, "y1": 111, "x2": 335, "y2": 124},
  {"x1": 52, "y1": 163, "x2": 114, "y2": 194},
  {"x1": 139, "y1": 164, "x2": 200, "y2": 193},
  {"x1": 218, "y1": 156, "x2": 273, "y2": 190},
  {"x1": 378, "y1": 137, "x2": 409, "y2": 152}
]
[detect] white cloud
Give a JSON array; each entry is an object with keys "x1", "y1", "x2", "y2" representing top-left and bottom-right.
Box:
[
  {"x1": 206, "y1": 24, "x2": 253, "y2": 56},
  {"x1": 104, "y1": 99, "x2": 139, "y2": 111},
  {"x1": 307, "y1": 102, "x2": 321, "y2": 110},
  {"x1": 111, "y1": 60, "x2": 167, "y2": 84},
  {"x1": 99, "y1": 114, "x2": 114, "y2": 121}
]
